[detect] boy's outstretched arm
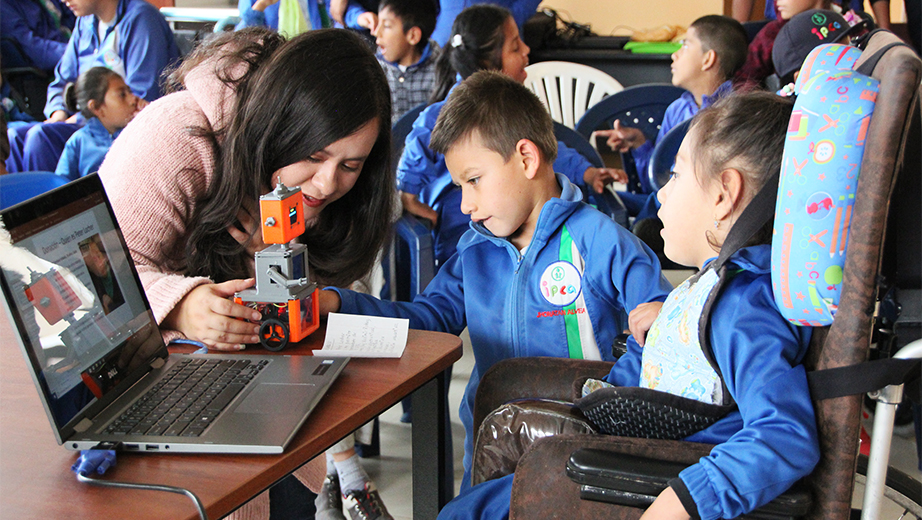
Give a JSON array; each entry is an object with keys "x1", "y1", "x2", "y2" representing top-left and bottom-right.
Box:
[
  {"x1": 641, "y1": 487, "x2": 691, "y2": 520},
  {"x1": 595, "y1": 120, "x2": 647, "y2": 153},
  {"x1": 399, "y1": 191, "x2": 438, "y2": 228},
  {"x1": 319, "y1": 289, "x2": 342, "y2": 317}
]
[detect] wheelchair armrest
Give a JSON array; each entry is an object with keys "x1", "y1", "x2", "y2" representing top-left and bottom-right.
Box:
[
  {"x1": 473, "y1": 357, "x2": 613, "y2": 434},
  {"x1": 567, "y1": 448, "x2": 813, "y2": 519}
]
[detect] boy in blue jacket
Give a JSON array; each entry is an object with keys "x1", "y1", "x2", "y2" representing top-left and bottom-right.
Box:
[{"x1": 319, "y1": 70, "x2": 672, "y2": 492}]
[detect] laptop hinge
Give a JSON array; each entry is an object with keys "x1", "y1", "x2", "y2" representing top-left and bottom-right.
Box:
[{"x1": 74, "y1": 418, "x2": 93, "y2": 433}]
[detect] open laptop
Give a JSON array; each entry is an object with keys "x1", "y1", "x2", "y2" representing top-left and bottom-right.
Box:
[{"x1": 0, "y1": 174, "x2": 347, "y2": 454}]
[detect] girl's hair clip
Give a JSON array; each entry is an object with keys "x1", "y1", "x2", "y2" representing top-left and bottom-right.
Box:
[{"x1": 451, "y1": 34, "x2": 463, "y2": 48}]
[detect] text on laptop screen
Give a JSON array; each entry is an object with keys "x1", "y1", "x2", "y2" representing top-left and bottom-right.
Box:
[{"x1": 0, "y1": 191, "x2": 161, "y2": 432}]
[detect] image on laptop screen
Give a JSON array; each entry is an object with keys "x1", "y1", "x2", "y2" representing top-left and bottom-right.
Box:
[{"x1": 0, "y1": 186, "x2": 163, "y2": 434}]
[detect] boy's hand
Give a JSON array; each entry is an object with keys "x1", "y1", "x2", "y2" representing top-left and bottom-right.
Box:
[
  {"x1": 596, "y1": 120, "x2": 647, "y2": 153},
  {"x1": 640, "y1": 487, "x2": 691, "y2": 520},
  {"x1": 583, "y1": 167, "x2": 628, "y2": 193},
  {"x1": 252, "y1": 0, "x2": 280, "y2": 12},
  {"x1": 319, "y1": 289, "x2": 342, "y2": 316},
  {"x1": 356, "y1": 12, "x2": 377, "y2": 31},
  {"x1": 400, "y1": 191, "x2": 438, "y2": 228},
  {"x1": 628, "y1": 301, "x2": 663, "y2": 347},
  {"x1": 162, "y1": 279, "x2": 262, "y2": 351}
]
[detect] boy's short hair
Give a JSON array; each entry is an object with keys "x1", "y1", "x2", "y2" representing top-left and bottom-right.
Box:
[
  {"x1": 430, "y1": 70, "x2": 558, "y2": 164},
  {"x1": 690, "y1": 15, "x2": 749, "y2": 81},
  {"x1": 378, "y1": 0, "x2": 438, "y2": 47}
]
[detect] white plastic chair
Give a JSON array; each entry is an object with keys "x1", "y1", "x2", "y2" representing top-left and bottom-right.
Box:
[{"x1": 524, "y1": 61, "x2": 624, "y2": 128}]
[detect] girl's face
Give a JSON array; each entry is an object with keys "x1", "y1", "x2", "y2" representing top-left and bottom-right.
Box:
[
  {"x1": 275, "y1": 118, "x2": 380, "y2": 226},
  {"x1": 776, "y1": 0, "x2": 826, "y2": 20},
  {"x1": 656, "y1": 130, "x2": 721, "y2": 269},
  {"x1": 499, "y1": 17, "x2": 530, "y2": 84},
  {"x1": 94, "y1": 75, "x2": 139, "y2": 133}
]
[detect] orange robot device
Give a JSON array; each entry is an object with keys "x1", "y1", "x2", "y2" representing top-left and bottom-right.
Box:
[{"x1": 234, "y1": 181, "x2": 320, "y2": 351}]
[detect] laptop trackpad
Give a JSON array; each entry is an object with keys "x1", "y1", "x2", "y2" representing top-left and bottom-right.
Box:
[{"x1": 235, "y1": 384, "x2": 316, "y2": 414}]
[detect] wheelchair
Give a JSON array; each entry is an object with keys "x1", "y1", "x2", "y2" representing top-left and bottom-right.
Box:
[{"x1": 466, "y1": 29, "x2": 922, "y2": 520}]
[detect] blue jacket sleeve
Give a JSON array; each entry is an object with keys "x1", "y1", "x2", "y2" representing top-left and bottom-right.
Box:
[
  {"x1": 55, "y1": 137, "x2": 80, "y2": 180},
  {"x1": 678, "y1": 274, "x2": 818, "y2": 520},
  {"x1": 0, "y1": 1, "x2": 68, "y2": 71},
  {"x1": 236, "y1": 0, "x2": 268, "y2": 28},
  {"x1": 46, "y1": 26, "x2": 82, "y2": 117},
  {"x1": 554, "y1": 143, "x2": 591, "y2": 187},
  {"x1": 342, "y1": 1, "x2": 369, "y2": 29},
  {"x1": 331, "y1": 250, "x2": 468, "y2": 335},
  {"x1": 499, "y1": 0, "x2": 544, "y2": 30},
  {"x1": 117, "y1": 4, "x2": 180, "y2": 102},
  {"x1": 396, "y1": 105, "x2": 442, "y2": 196}
]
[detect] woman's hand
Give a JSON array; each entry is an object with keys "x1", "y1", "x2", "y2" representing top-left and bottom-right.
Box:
[
  {"x1": 628, "y1": 301, "x2": 663, "y2": 347},
  {"x1": 162, "y1": 279, "x2": 262, "y2": 351},
  {"x1": 227, "y1": 207, "x2": 268, "y2": 257},
  {"x1": 583, "y1": 167, "x2": 628, "y2": 193},
  {"x1": 640, "y1": 487, "x2": 691, "y2": 520},
  {"x1": 595, "y1": 120, "x2": 647, "y2": 153},
  {"x1": 400, "y1": 191, "x2": 438, "y2": 228}
]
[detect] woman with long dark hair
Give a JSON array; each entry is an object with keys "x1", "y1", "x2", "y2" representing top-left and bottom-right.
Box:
[{"x1": 98, "y1": 28, "x2": 394, "y2": 516}]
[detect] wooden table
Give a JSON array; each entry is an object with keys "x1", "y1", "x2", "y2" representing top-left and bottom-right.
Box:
[{"x1": 0, "y1": 315, "x2": 462, "y2": 519}]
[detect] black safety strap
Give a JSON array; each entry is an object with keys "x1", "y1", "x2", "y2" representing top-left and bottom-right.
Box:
[{"x1": 808, "y1": 357, "x2": 921, "y2": 402}]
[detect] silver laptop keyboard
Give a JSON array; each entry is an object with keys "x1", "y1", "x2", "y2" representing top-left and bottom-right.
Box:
[{"x1": 104, "y1": 358, "x2": 268, "y2": 437}]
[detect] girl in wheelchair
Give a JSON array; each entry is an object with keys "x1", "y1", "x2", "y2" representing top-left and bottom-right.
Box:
[{"x1": 440, "y1": 91, "x2": 820, "y2": 520}]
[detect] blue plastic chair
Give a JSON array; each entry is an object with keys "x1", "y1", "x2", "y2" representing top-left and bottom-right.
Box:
[
  {"x1": 0, "y1": 171, "x2": 70, "y2": 210},
  {"x1": 575, "y1": 84, "x2": 685, "y2": 195},
  {"x1": 392, "y1": 103, "x2": 427, "y2": 161},
  {"x1": 646, "y1": 118, "x2": 691, "y2": 192},
  {"x1": 553, "y1": 122, "x2": 629, "y2": 229}
]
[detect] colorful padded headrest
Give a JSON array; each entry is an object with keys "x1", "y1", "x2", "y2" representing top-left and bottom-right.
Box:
[
  {"x1": 794, "y1": 44, "x2": 863, "y2": 95},
  {"x1": 771, "y1": 67, "x2": 879, "y2": 326}
]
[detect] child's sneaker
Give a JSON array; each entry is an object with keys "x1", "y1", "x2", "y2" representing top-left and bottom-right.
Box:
[
  {"x1": 315, "y1": 474, "x2": 347, "y2": 520},
  {"x1": 343, "y1": 482, "x2": 393, "y2": 520}
]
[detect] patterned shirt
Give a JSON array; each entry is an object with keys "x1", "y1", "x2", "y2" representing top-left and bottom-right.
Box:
[{"x1": 377, "y1": 41, "x2": 440, "y2": 125}]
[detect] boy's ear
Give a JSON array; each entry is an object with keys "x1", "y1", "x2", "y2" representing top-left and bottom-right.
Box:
[
  {"x1": 713, "y1": 168, "x2": 744, "y2": 221},
  {"x1": 701, "y1": 48, "x2": 718, "y2": 72},
  {"x1": 516, "y1": 139, "x2": 542, "y2": 180},
  {"x1": 405, "y1": 26, "x2": 422, "y2": 47}
]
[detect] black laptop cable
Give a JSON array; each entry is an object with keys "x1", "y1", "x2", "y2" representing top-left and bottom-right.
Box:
[{"x1": 72, "y1": 444, "x2": 209, "y2": 520}]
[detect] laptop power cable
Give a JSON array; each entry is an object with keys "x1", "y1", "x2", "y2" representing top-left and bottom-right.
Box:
[{"x1": 72, "y1": 444, "x2": 209, "y2": 520}]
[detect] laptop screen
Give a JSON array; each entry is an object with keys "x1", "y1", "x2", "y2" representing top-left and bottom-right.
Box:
[{"x1": 0, "y1": 175, "x2": 166, "y2": 440}]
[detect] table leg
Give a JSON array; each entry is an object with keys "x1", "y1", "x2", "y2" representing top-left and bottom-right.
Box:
[{"x1": 412, "y1": 368, "x2": 451, "y2": 519}]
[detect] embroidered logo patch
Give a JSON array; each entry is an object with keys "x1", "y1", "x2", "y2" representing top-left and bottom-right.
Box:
[{"x1": 539, "y1": 261, "x2": 582, "y2": 306}]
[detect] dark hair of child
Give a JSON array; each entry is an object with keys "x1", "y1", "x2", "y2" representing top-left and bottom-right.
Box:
[
  {"x1": 165, "y1": 28, "x2": 394, "y2": 288},
  {"x1": 690, "y1": 15, "x2": 750, "y2": 81},
  {"x1": 430, "y1": 70, "x2": 557, "y2": 164},
  {"x1": 379, "y1": 0, "x2": 438, "y2": 52},
  {"x1": 687, "y1": 91, "x2": 794, "y2": 249},
  {"x1": 429, "y1": 4, "x2": 512, "y2": 104},
  {"x1": 64, "y1": 66, "x2": 121, "y2": 119}
]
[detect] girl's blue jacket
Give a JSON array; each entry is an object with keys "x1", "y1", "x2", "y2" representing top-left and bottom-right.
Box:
[
  {"x1": 606, "y1": 244, "x2": 819, "y2": 520},
  {"x1": 329, "y1": 174, "x2": 671, "y2": 485}
]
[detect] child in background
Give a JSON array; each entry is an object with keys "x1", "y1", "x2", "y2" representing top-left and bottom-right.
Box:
[
  {"x1": 397, "y1": 4, "x2": 624, "y2": 267},
  {"x1": 736, "y1": 0, "x2": 833, "y2": 89},
  {"x1": 373, "y1": 0, "x2": 440, "y2": 125},
  {"x1": 55, "y1": 67, "x2": 139, "y2": 180},
  {"x1": 439, "y1": 91, "x2": 819, "y2": 520},
  {"x1": 320, "y1": 70, "x2": 672, "y2": 494},
  {"x1": 771, "y1": 9, "x2": 860, "y2": 92},
  {"x1": 595, "y1": 15, "x2": 747, "y2": 221}
]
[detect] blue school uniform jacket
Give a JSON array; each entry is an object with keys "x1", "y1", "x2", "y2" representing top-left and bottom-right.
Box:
[
  {"x1": 329, "y1": 174, "x2": 672, "y2": 486},
  {"x1": 437, "y1": 245, "x2": 817, "y2": 520},
  {"x1": 606, "y1": 244, "x2": 818, "y2": 520},
  {"x1": 397, "y1": 83, "x2": 596, "y2": 264},
  {"x1": 236, "y1": 0, "x2": 370, "y2": 30},
  {"x1": 0, "y1": 0, "x2": 75, "y2": 71},
  {"x1": 55, "y1": 117, "x2": 119, "y2": 180},
  {"x1": 45, "y1": 0, "x2": 179, "y2": 118}
]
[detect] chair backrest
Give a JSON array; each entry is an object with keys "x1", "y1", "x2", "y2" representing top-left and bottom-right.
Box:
[
  {"x1": 0, "y1": 172, "x2": 70, "y2": 210},
  {"x1": 802, "y1": 31, "x2": 921, "y2": 519},
  {"x1": 392, "y1": 102, "x2": 427, "y2": 163},
  {"x1": 524, "y1": 61, "x2": 624, "y2": 129},
  {"x1": 575, "y1": 84, "x2": 685, "y2": 194},
  {"x1": 646, "y1": 118, "x2": 690, "y2": 192},
  {"x1": 552, "y1": 122, "x2": 629, "y2": 229}
]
